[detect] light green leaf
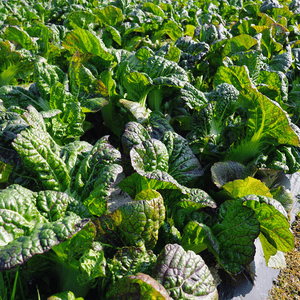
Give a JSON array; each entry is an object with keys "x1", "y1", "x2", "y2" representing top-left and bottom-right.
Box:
[
  {"x1": 105, "y1": 25, "x2": 122, "y2": 45},
  {"x1": 116, "y1": 191, "x2": 165, "y2": 249},
  {"x1": 63, "y1": 28, "x2": 114, "y2": 61},
  {"x1": 95, "y1": 5, "x2": 123, "y2": 26},
  {"x1": 244, "y1": 199, "x2": 294, "y2": 264},
  {"x1": 66, "y1": 11, "x2": 99, "y2": 29},
  {"x1": 213, "y1": 65, "x2": 253, "y2": 91},
  {"x1": 222, "y1": 177, "x2": 273, "y2": 199},
  {"x1": 3, "y1": 26, "x2": 36, "y2": 51},
  {"x1": 222, "y1": 34, "x2": 258, "y2": 57}
]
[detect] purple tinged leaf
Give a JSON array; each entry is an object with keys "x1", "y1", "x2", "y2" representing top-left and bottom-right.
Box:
[{"x1": 153, "y1": 244, "x2": 218, "y2": 299}]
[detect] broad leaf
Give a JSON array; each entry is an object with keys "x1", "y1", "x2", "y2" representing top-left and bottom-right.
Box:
[{"x1": 153, "y1": 244, "x2": 218, "y2": 299}]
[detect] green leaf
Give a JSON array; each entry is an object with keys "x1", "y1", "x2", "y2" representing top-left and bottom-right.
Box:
[
  {"x1": 78, "y1": 246, "x2": 106, "y2": 285},
  {"x1": 122, "y1": 71, "x2": 152, "y2": 104},
  {"x1": 107, "y1": 246, "x2": 157, "y2": 282},
  {"x1": 178, "y1": 188, "x2": 217, "y2": 211},
  {"x1": 213, "y1": 65, "x2": 253, "y2": 91},
  {"x1": 162, "y1": 131, "x2": 203, "y2": 185},
  {"x1": 11, "y1": 106, "x2": 70, "y2": 191},
  {"x1": 143, "y1": 2, "x2": 165, "y2": 18},
  {"x1": 122, "y1": 121, "x2": 151, "y2": 156},
  {"x1": 180, "y1": 82, "x2": 208, "y2": 110},
  {"x1": 269, "y1": 45, "x2": 293, "y2": 73},
  {"x1": 0, "y1": 214, "x2": 89, "y2": 271},
  {"x1": 95, "y1": 5, "x2": 123, "y2": 26},
  {"x1": 106, "y1": 273, "x2": 171, "y2": 299},
  {"x1": 74, "y1": 136, "x2": 122, "y2": 216},
  {"x1": 243, "y1": 198, "x2": 294, "y2": 264},
  {"x1": 130, "y1": 139, "x2": 169, "y2": 173},
  {"x1": 181, "y1": 221, "x2": 217, "y2": 254},
  {"x1": 105, "y1": 25, "x2": 122, "y2": 46},
  {"x1": 211, "y1": 161, "x2": 256, "y2": 188},
  {"x1": 270, "y1": 185, "x2": 293, "y2": 215},
  {"x1": 222, "y1": 34, "x2": 258, "y2": 57},
  {"x1": 119, "y1": 99, "x2": 150, "y2": 124},
  {"x1": 222, "y1": 177, "x2": 273, "y2": 199},
  {"x1": 153, "y1": 244, "x2": 218, "y2": 299},
  {"x1": 238, "y1": 87, "x2": 299, "y2": 146},
  {"x1": 34, "y1": 61, "x2": 67, "y2": 102},
  {"x1": 62, "y1": 28, "x2": 114, "y2": 61},
  {"x1": 48, "y1": 291, "x2": 84, "y2": 300},
  {"x1": 154, "y1": 20, "x2": 182, "y2": 41},
  {"x1": 3, "y1": 26, "x2": 36, "y2": 51},
  {"x1": 118, "y1": 171, "x2": 185, "y2": 199},
  {"x1": 0, "y1": 41, "x2": 35, "y2": 86},
  {"x1": 212, "y1": 200, "x2": 260, "y2": 274},
  {"x1": 226, "y1": 87, "x2": 300, "y2": 163},
  {"x1": 66, "y1": 11, "x2": 99, "y2": 30},
  {"x1": 116, "y1": 190, "x2": 165, "y2": 249},
  {"x1": 0, "y1": 185, "x2": 47, "y2": 246}
]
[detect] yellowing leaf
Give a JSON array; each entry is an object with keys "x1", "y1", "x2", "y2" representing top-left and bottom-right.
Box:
[{"x1": 223, "y1": 177, "x2": 273, "y2": 199}]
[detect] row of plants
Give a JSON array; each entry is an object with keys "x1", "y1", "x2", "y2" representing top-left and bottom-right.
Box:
[{"x1": 0, "y1": 0, "x2": 300, "y2": 298}]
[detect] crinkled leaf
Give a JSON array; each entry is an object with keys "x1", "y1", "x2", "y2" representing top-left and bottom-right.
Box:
[
  {"x1": 211, "y1": 161, "x2": 256, "y2": 188},
  {"x1": 243, "y1": 198, "x2": 294, "y2": 265},
  {"x1": 0, "y1": 85, "x2": 39, "y2": 109},
  {"x1": 178, "y1": 188, "x2": 217, "y2": 211},
  {"x1": 269, "y1": 46, "x2": 293, "y2": 73},
  {"x1": 48, "y1": 82, "x2": 85, "y2": 140},
  {"x1": 78, "y1": 246, "x2": 106, "y2": 285},
  {"x1": 0, "y1": 184, "x2": 47, "y2": 246},
  {"x1": 122, "y1": 121, "x2": 151, "y2": 156},
  {"x1": 0, "y1": 109, "x2": 28, "y2": 165},
  {"x1": 119, "y1": 99, "x2": 150, "y2": 124},
  {"x1": 130, "y1": 139, "x2": 169, "y2": 173},
  {"x1": 34, "y1": 61, "x2": 67, "y2": 101},
  {"x1": 212, "y1": 200, "x2": 260, "y2": 274},
  {"x1": 117, "y1": 190, "x2": 165, "y2": 249},
  {"x1": 180, "y1": 82, "x2": 208, "y2": 110},
  {"x1": 107, "y1": 246, "x2": 157, "y2": 282},
  {"x1": 48, "y1": 291, "x2": 84, "y2": 300},
  {"x1": 106, "y1": 273, "x2": 171, "y2": 299},
  {"x1": 153, "y1": 244, "x2": 218, "y2": 300},
  {"x1": 6, "y1": 106, "x2": 70, "y2": 191},
  {"x1": 148, "y1": 111, "x2": 174, "y2": 140},
  {"x1": 118, "y1": 170, "x2": 186, "y2": 199},
  {"x1": 162, "y1": 131, "x2": 203, "y2": 185},
  {"x1": 0, "y1": 214, "x2": 89, "y2": 271},
  {"x1": 74, "y1": 136, "x2": 122, "y2": 216}
]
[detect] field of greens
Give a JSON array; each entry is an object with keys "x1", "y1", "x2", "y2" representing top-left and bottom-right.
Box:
[{"x1": 1, "y1": 0, "x2": 300, "y2": 298}]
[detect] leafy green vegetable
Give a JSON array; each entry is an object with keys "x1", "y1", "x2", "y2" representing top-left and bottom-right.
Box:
[{"x1": 153, "y1": 243, "x2": 218, "y2": 299}]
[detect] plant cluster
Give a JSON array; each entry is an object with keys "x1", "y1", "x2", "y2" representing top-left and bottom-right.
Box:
[{"x1": 0, "y1": 0, "x2": 300, "y2": 299}]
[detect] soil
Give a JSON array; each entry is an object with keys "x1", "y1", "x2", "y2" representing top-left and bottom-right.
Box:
[{"x1": 268, "y1": 215, "x2": 300, "y2": 300}]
